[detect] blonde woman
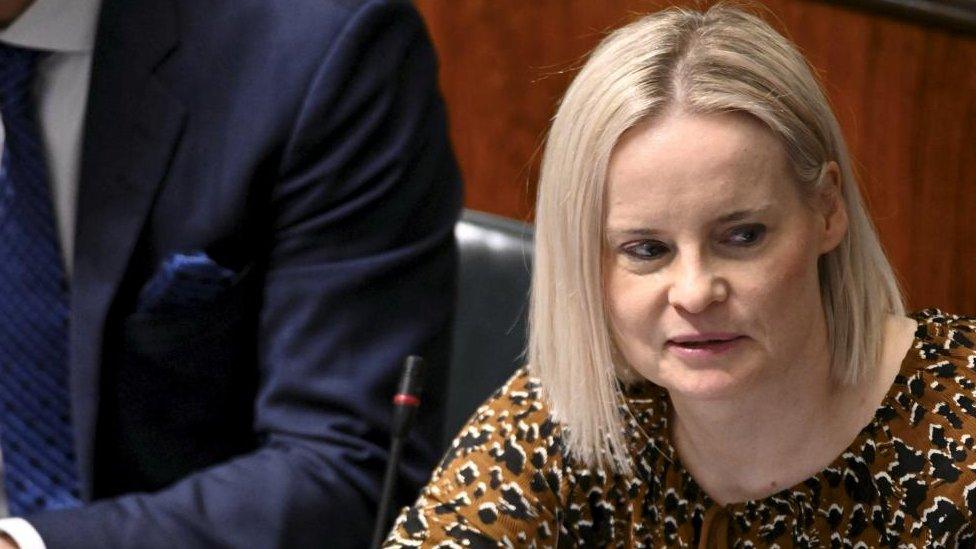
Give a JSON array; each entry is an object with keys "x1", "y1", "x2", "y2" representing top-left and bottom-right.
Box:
[{"x1": 386, "y1": 5, "x2": 976, "y2": 546}]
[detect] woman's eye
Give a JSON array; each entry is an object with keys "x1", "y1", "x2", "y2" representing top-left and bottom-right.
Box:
[
  {"x1": 725, "y1": 224, "x2": 766, "y2": 246},
  {"x1": 623, "y1": 240, "x2": 669, "y2": 260}
]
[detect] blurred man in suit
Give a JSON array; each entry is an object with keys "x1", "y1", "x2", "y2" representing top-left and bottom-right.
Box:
[{"x1": 0, "y1": 0, "x2": 460, "y2": 546}]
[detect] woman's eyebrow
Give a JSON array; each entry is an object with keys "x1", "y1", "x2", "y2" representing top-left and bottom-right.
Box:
[
  {"x1": 717, "y1": 205, "x2": 772, "y2": 223},
  {"x1": 605, "y1": 205, "x2": 774, "y2": 237},
  {"x1": 604, "y1": 227, "x2": 660, "y2": 238}
]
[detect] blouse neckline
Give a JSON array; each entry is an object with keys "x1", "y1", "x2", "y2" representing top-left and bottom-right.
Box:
[{"x1": 618, "y1": 312, "x2": 936, "y2": 516}]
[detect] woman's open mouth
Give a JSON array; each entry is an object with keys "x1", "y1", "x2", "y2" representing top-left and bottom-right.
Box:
[{"x1": 665, "y1": 334, "x2": 746, "y2": 358}]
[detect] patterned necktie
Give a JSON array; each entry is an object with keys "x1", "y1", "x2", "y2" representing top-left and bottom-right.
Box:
[{"x1": 0, "y1": 43, "x2": 80, "y2": 515}]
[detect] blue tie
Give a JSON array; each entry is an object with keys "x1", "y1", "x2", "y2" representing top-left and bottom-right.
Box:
[{"x1": 0, "y1": 43, "x2": 81, "y2": 515}]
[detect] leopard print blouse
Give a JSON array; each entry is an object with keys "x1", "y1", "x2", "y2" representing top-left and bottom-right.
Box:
[{"x1": 385, "y1": 310, "x2": 976, "y2": 547}]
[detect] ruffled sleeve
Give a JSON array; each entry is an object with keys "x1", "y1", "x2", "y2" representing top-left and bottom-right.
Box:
[{"x1": 384, "y1": 369, "x2": 573, "y2": 547}]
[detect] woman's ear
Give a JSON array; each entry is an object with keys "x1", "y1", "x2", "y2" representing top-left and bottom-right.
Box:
[{"x1": 818, "y1": 161, "x2": 848, "y2": 254}]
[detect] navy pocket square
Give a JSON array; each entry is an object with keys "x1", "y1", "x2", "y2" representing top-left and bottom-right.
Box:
[{"x1": 136, "y1": 251, "x2": 237, "y2": 314}]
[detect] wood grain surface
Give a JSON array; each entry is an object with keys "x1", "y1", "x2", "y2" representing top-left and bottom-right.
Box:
[{"x1": 416, "y1": 0, "x2": 976, "y2": 313}]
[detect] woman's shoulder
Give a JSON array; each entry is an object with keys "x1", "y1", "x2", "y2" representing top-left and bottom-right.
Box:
[
  {"x1": 911, "y1": 308, "x2": 976, "y2": 339},
  {"x1": 439, "y1": 367, "x2": 564, "y2": 467},
  {"x1": 892, "y1": 309, "x2": 976, "y2": 420},
  {"x1": 902, "y1": 309, "x2": 976, "y2": 392},
  {"x1": 875, "y1": 309, "x2": 976, "y2": 532},
  {"x1": 387, "y1": 368, "x2": 574, "y2": 545},
  {"x1": 911, "y1": 308, "x2": 976, "y2": 349}
]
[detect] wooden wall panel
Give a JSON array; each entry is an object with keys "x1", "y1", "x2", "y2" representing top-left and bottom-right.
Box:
[{"x1": 416, "y1": 0, "x2": 976, "y2": 313}]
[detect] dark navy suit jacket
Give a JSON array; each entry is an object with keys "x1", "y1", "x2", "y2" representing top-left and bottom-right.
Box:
[{"x1": 23, "y1": 0, "x2": 461, "y2": 546}]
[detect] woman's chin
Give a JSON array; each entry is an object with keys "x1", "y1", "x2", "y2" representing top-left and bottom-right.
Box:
[{"x1": 642, "y1": 360, "x2": 760, "y2": 402}]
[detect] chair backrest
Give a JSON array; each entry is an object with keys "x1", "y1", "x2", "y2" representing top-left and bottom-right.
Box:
[{"x1": 445, "y1": 210, "x2": 533, "y2": 446}]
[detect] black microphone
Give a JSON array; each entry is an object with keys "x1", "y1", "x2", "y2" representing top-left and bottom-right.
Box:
[{"x1": 370, "y1": 355, "x2": 425, "y2": 549}]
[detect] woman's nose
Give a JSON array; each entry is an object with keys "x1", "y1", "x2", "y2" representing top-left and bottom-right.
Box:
[{"x1": 666, "y1": 256, "x2": 729, "y2": 314}]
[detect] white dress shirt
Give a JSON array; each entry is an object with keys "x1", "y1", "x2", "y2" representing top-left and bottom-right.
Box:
[
  {"x1": 0, "y1": 0, "x2": 101, "y2": 272},
  {"x1": 0, "y1": 1, "x2": 102, "y2": 547}
]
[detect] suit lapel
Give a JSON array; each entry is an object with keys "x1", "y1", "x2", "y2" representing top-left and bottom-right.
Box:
[{"x1": 70, "y1": 0, "x2": 184, "y2": 497}]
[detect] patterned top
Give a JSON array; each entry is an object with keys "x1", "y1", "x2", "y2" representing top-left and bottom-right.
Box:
[{"x1": 385, "y1": 310, "x2": 976, "y2": 547}]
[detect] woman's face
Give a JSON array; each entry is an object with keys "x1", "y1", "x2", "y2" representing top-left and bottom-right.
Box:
[{"x1": 603, "y1": 111, "x2": 846, "y2": 401}]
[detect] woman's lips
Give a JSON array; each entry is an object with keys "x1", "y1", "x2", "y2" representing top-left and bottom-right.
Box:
[{"x1": 665, "y1": 334, "x2": 747, "y2": 359}]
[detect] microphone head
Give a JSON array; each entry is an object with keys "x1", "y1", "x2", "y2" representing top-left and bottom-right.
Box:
[{"x1": 395, "y1": 355, "x2": 425, "y2": 404}]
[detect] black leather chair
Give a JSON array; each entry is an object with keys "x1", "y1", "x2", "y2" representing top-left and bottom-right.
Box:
[{"x1": 444, "y1": 210, "x2": 533, "y2": 446}]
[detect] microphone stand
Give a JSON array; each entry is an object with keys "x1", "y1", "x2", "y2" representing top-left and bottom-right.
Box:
[{"x1": 369, "y1": 355, "x2": 424, "y2": 549}]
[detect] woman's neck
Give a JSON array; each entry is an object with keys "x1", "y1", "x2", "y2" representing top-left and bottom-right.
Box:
[{"x1": 668, "y1": 315, "x2": 916, "y2": 505}]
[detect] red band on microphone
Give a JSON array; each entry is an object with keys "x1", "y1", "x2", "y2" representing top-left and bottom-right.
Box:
[{"x1": 393, "y1": 393, "x2": 421, "y2": 407}]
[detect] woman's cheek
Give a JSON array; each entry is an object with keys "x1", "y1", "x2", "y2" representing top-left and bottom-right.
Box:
[
  {"x1": 744, "y1": 246, "x2": 821, "y2": 322},
  {"x1": 606, "y1": 274, "x2": 662, "y2": 358}
]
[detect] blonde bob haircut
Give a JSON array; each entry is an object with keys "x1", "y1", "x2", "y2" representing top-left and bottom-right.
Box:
[{"x1": 528, "y1": 4, "x2": 904, "y2": 472}]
